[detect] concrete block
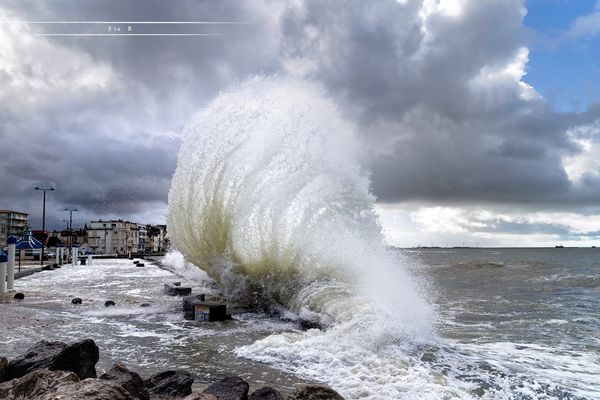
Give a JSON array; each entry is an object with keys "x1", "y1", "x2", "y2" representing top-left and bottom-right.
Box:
[
  {"x1": 194, "y1": 303, "x2": 228, "y2": 322},
  {"x1": 182, "y1": 295, "x2": 227, "y2": 321},
  {"x1": 164, "y1": 282, "x2": 192, "y2": 296}
]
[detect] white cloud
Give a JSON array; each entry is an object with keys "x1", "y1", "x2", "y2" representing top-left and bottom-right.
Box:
[
  {"x1": 0, "y1": 9, "x2": 118, "y2": 109},
  {"x1": 375, "y1": 205, "x2": 600, "y2": 247},
  {"x1": 562, "y1": 122, "x2": 600, "y2": 182},
  {"x1": 565, "y1": 5, "x2": 600, "y2": 40}
]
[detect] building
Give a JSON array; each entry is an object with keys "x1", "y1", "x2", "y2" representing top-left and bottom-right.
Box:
[
  {"x1": 0, "y1": 210, "x2": 29, "y2": 249},
  {"x1": 138, "y1": 225, "x2": 147, "y2": 253},
  {"x1": 87, "y1": 220, "x2": 139, "y2": 255},
  {"x1": 146, "y1": 224, "x2": 168, "y2": 253}
]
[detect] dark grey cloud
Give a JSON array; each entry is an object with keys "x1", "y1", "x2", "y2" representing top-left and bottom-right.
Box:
[{"x1": 0, "y1": 0, "x2": 599, "y2": 233}]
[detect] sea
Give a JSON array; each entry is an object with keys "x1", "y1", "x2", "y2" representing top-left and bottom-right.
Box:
[{"x1": 0, "y1": 248, "x2": 597, "y2": 400}]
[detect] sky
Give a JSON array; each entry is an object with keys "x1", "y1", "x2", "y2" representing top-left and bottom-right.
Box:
[{"x1": 0, "y1": 0, "x2": 599, "y2": 247}]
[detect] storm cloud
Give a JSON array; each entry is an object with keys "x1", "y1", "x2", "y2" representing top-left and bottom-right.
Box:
[{"x1": 0, "y1": 0, "x2": 599, "y2": 237}]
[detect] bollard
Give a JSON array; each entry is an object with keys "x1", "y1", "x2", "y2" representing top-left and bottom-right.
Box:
[
  {"x1": 7, "y1": 235, "x2": 16, "y2": 291},
  {"x1": 71, "y1": 243, "x2": 79, "y2": 266},
  {"x1": 0, "y1": 251, "x2": 7, "y2": 293},
  {"x1": 56, "y1": 248, "x2": 60, "y2": 265},
  {"x1": 87, "y1": 254, "x2": 92, "y2": 266}
]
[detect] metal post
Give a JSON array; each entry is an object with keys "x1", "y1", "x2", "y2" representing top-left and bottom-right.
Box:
[
  {"x1": 41, "y1": 190, "x2": 46, "y2": 265},
  {"x1": 7, "y1": 236, "x2": 16, "y2": 290},
  {"x1": 72, "y1": 243, "x2": 79, "y2": 266},
  {"x1": 65, "y1": 208, "x2": 78, "y2": 252},
  {"x1": 35, "y1": 186, "x2": 54, "y2": 266},
  {"x1": 0, "y1": 252, "x2": 6, "y2": 293}
]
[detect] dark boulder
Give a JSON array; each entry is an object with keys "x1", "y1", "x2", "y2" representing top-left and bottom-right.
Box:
[
  {"x1": 287, "y1": 384, "x2": 345, "y2": 400},
  {"x1": 0, "y1": 357, "x2": 7, "y2": 382},
  {"x1": 72, "y1": 297, "x2": 83, "y2": 305},
  {"x1": 140, "y1": 303, "x2": 151, "y2": 307},
  {"x1": 7, "y1": 341, "x2": 65, "y2": 380},
  {"x1": 44, "y1": 376, "x2": 134, "y2": 400},
  {"x1": 51, "y1": 339, "x2": 99, "y2": 379},
  {"x1": 105, "y1": 300, "x2": 116, "y2": 307},
  {"x1": 13, "y1": 293, "x2": 24, "y2": 300},
  {"x1": 144, "y1": 369, "x2": 193, "y2": 397},
  {"x1": 249, "y1": 386, "x2": 283, "y2": 400},
  {"x1": 0, "y1": 369, "x2": 79, "y2": 400},
  {"x1": 203, "y1": 376, "x2": 249, "y2": 400},
  {"x1": 7, "y1": 339, "x2": 99, "y2": 380},
  {"x1": 184, "y1": 394, "x2": 217, "y2": 400},
  {"x1": 100, "y1": 362, "x2": 149, "y2": 400}
]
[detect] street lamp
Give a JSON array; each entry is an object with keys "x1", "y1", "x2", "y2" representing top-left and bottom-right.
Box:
[
  {"x1": 64, "y1": 208, "x2": 78, "y2": 249},
  {"x1": 35, "y1": 186, "x2": 55, "y2": 266}
]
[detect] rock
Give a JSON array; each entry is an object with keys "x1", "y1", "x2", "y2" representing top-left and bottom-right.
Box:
[
  {"x1": 105, "y1": 300, "x2": 116, "y2": 307},
  {"x1": 45, "y1": 377, "x2": 135, "y2": 400},
  {"x1": 100, "y1": 362, "x2": 149, "y2": 400},
  {"x1": 72, "y1": 297, "x2": 83, "y2": 305},
  {"x1": 136, "y1": 263, "x2": 145, "y2": 267},
  {"x1": 7, "y1": 339, "x2": 99, "y2": 380},
  {"x1": 249, "y1": 386, "x2": 283, "y2": 400},
  {"x1": 184, "y1": 394, "x2": 217, "y2": 400},
  {"x1": 42, "y1": 265, "x2": 53, "y2": 271},
  {"x1": 13, "y1": 293, "x2": 24, "y2": 300},
  {"x1": 51, "y1": 339, "x2": 99, "y2": 379},
  {"x1": 0, "y1": 369, "x2": 79, "y2": 399},
  {"x1": 203, "y1": 376, "x2": 249, "y2": 400},
  {"x1": 7, "y1": 341, "x2": 65, "y2": 380},
  {"x1": 140, "y1": 303, "x2": 151, "y2": 307},
  {"x1": 144, "y1": 370, "x2": 193, "y2": 397},
  {"x1": 0, "y1": 357, "x2": 7, "y2": 382},
  {"x1": 288, "y1": 384, "x2": 345, "y2": 400}
]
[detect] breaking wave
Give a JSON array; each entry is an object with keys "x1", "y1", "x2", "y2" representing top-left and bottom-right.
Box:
[
  {"x1": 168, "y1": 77, "x2": 432, "y2": 331},
  {"x1": 167, "y1": 77, "x2": 440, "y2": 397}
]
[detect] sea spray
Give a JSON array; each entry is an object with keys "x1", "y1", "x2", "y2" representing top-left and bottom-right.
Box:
[
  {"x1": 168, "y1": 77, "x2": 430, "y2": 324},
  {"x1": 167, "y1": 77, "x2": 442, "y2": 397}
]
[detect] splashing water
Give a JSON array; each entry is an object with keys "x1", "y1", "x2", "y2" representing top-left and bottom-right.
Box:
[
  {"x1": 167, "y1": 77, "x2": 431, "y2": 328},
  {"x1": 168, "y1": 77, "x2": 439, "y2": 398}
]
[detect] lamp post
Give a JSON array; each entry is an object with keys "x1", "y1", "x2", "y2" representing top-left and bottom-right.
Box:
[
  {"x1": 35, "y1": 186, "x2": 55, "y2": 266},
  {"x1": 64, "y1": 208, "x2": 78, "y2": 250}
]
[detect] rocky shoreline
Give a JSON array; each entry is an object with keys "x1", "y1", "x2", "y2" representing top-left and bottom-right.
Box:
[{"x1": 0, "y1": 339, "x2": 345, "y2": 400}]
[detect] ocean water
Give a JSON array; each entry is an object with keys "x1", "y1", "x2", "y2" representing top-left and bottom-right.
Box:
[
  {"x1": 405, "y1": 247, "x2": 600, "y2": 399},
  {"x1": 0, "y1": 250, "x2": 596, "y2": 399}
]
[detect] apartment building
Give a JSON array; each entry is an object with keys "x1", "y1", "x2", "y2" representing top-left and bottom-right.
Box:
[
  {"x1": 87, "y1": 220, "x2": 139, "y2": 255},
  {"x1": 0, "y1": 210, "x2": 29, "y2": 249}
]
